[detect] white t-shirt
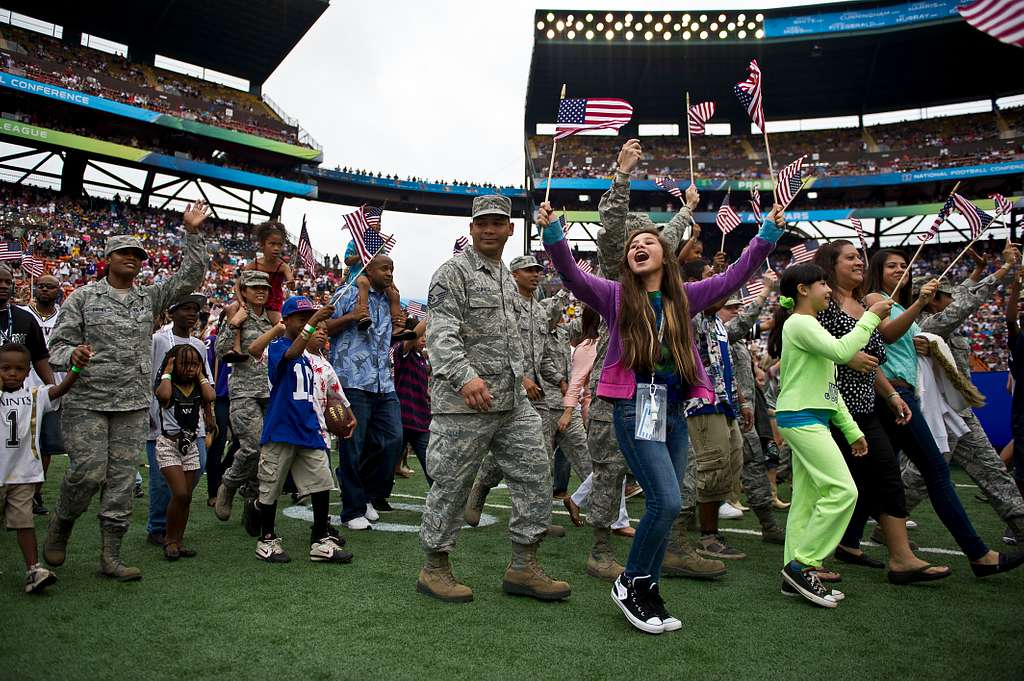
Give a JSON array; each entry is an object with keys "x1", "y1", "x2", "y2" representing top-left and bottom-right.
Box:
[
  {"x1": 148, "y1": 326, "x2": 212, "y2": 440},
  {"x1": 20, "y1": 304, "x2": 61, "y2": 388},
  {"x1": 307, "y1": 351, "x2": 348, "y2": 442},
  {"x1": 0, "y1": 386, "x2": 57, "y2": 484}
]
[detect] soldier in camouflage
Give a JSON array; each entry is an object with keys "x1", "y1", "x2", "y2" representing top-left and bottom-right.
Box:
[
  {"x1": 907, "y1": 246, "x2": 1024, "y2": 544},
  {"x1": 43, "y1": 200, "x2": 210, "y2": 581},
  {"x1": 213, "y1": 269, "x2": 274, "y2": 536},
  {"x1": 541, "y1": 320, "x2": 591, "y2": 487},
  {"x1": 416, "y1": 195, "x2": 569, "y2": 603}
]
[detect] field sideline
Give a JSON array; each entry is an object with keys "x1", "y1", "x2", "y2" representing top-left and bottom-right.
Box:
[{"x1": 1, "y1": 458, "x2": 1019, "y2": 681}]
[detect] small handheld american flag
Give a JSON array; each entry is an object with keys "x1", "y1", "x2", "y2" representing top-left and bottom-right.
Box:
[
  {"x1": 952, "y1": 193, "x2": 994, "y2": 240},
  {"x1": 0, "y1": 241, "x2": 22, "y2": 262},
  {"x1": 749, "y1": 187, "x2": 763, "y2": 223},
  {"x1": 297, "y1": 216, "x2": 316, "y2": 274},
  {"x1": 775, "y1": 156, "x2": 806, "y2": 208},
  {"x1": 554, "y1": 98, "x2": 634, "y2": 140},
  {"x1": 919, "y1": 195, "x2": 955, "y2": 243},
  {"x1": 734, "y1": 60, "x2": 765, "y2": 132},
  {"x1": 21, "y1": 255, "x2": 43, "y2": 277},
  {"x1": 656, "y1": 177, "x2": 684, "y2": 202},
  {"x1": 789, "y1": 240, "x2": 819, "y2": 266},
  {"x1": 406, "y1": 301, "x2": 426, "y2": 318},
  {"x1": 850, "y1": 217, "x2": 869, "y2": 254},
  {"x1": 687, "y1": 101, "x2": 716, "y2": 135},
  {"x1": 343, "y1": 206, "x2": 395, "y2": 265},
  {"x1": 741, "y1": 276, "x2": 766, "y2": 304},
  {"x1": 992, "y1": 193, "x2": 1013, "y2": 217},
  {"x1": 716, "y1": 192, "x2": 741, "y2": 236},
  {"x1": 453, "y1": 236, "x2": 469, "y2": 255}
]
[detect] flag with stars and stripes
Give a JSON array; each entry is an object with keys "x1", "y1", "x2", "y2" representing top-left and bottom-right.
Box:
[
  {"x1": 992, "y1": 193, "x2": 1013, "y2": 216},
  {"x1": 297, "y1": 215, "x2": 317, "y2": 274},
  {"x1": 749, "y1": 187, "x2": 763, "y2": 223},
  {"x1": 656, "y1": 177, "x2": 684, "y2": 201},
  {"x1": 741, "y1": 276, "x2": 766, "y2": 304},
  {"x1": 959, "y1": 0, "x2": 1024, "y2": 48},
  {"x1": 953, "y1": 193, "x2": 995, "y2": 239},
  {"x1": 343, "y1": 206, "x2": 395, "y2": 265},
  {"x1": 850, "y1": 217, "x2": 869, "y2": 254},
  {"x1": 453, "y1": 236, "x2": 469, "y2": 255},
  {"x1": 789, "y1": 240, "x2": 819, "y2": 266},
  {"x1": 687, "y1": 101, "x2": 716, "y2": 135},
  {"x1": 716, "y1": 192, "x2": 741, "y2": 235},
  {"x1": 21, "y1": 255, "x2": 43, "y2": 276},
  {"x1": 554, "y1": 98, "x2": 634, "y2": 140},
  {"x1": 0, "y1": 241, "x2": 22, "y2": 262},
  {"x1": 774, "y1": 156, "x2": 806, "y2": 208},
  {"x1": 576, "y1": 258, "x2": 594, "y2": 274},
  {"x1": 919, "y1": 195, "x2": 956, "y2": 243},
  {"x1": 406, "y1": 301, "x2": 426, "y2": 318},
  {"x1": 363, "y1": 206, "x2": 383, "y2": 228},
  {"x1": 734, "y1": 60, "x2": 765, "y2": 132}
]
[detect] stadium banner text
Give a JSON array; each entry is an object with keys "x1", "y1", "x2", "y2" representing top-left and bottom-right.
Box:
[{"x1": 764, "y1": 0, "x2": 961, "y2": 38}]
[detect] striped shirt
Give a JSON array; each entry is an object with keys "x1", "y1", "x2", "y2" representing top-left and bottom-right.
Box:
[{"x1": 393, "y1": 344, "x2": 430, "y2": 432}]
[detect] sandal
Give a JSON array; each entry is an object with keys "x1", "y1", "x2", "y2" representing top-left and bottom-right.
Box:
[
  {"x1": 562, "y1": 496, "x2": 583, "y2": 527},
  {"x1": 164, "y1": 543, "x2": 181, "y2": 561},
  {"x1": 887, "y1": 563, "x2": 952, "y2": 585},
  {"x1": 177, "y1": 545, "x2": 198, "y2": 559}
]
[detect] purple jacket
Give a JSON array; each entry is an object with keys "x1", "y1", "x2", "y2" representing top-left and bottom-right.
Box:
[{"x1": 545, "y1": 236, "x2": 776, "y2": 402}]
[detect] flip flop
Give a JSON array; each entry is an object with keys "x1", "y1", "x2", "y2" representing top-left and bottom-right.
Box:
[
  {"x1": 887, "y1": 563, "x2": 952, "y2": 585},
  {"x1": 562, "y1": 496, "x2": 583, "y2": 527}
]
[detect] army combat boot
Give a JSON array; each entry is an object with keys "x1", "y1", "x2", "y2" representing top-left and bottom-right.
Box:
[
  {"x1": 463, "y1": 481, "x2": 491, "y2": 527},
  {"x1": 214, "y1": 483, "x2": 237, "y2": 521},
  {"x1": 503, "y1": 542, "x2": 571, "y2": 601},
  {"x1": 662, "y1": 518, "x2": 727, "y2": 579},
  {"x1": 416, "y1": 552, "x2": 473, "y2": 603},
  {"x1": 98, "y1": 529, "x2": 142, "y2": 582},
  {"x1": 586, "y1": 527, "x2": 625, "y2": 580},
  {"x1": 545, "y1": 524, "x2": 566, "y2": 538},
  {"x1": 754, "y1": 507, "x2": 786, "y2": 545},
  {"x1": 43, "y1": 515, "x2": 75, "y2": 567}
]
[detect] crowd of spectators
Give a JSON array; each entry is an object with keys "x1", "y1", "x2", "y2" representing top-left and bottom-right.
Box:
[
  {"x1": 0, "y1": 24, "x2": 306, "y2": 147},
  {"x1": 330, "y1": 166, "x2": 523, "y2": 191}
]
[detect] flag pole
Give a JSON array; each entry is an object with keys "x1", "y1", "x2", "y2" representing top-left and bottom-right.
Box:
[
  {"x1": 763, "y1": 128, "x2": 775, "y2": 187},
  {"x1": 892, "y1": 181, "x2": 961, "y2": 296},
  {"x1": 543, "y1": 83, "x2": 567, "y2": 204},
  {"x1": 685, "y1": 91, "x2": 695, "y2": 186},
  {"x1": 939, "y1": 215, "x2": 1003, "y2": 281},
  {"x1": 719, "y1": 189, "x2": 730, "y2": 253}
]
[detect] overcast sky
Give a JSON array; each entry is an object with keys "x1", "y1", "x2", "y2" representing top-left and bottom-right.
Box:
[{"x1": 265, "y1": 1, "x2": 848, "y2": 300}]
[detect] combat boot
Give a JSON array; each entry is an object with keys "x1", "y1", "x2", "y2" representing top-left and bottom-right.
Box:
[
  {"x1": 463, "y1": 481, "x2": 490, "y2": 527},
  {"x1": 502, "y1": 543, "x2": 570, "y2": 601},
  {"x1": 754, "y1": 507, "x2": 786, "y2": 545},
  {"x1": 662, "y1": 518, "x2": 727, "y2": 579},
  {"x1": 214, "y1": 483, "x2": 236, "y2": 521},
  {"x1": 43, "y1": 515, "x2": 75, "y2": 567},
  {"x1": 545, "y1": 524, "x2": 566, "y2": 538},
  {"x1": 98, "y1": 529, "x2": 142, "y2": 582},
  {"x1": 416, "y1": 552, "x2": 473, "y2": 602},
  {"x1": 586, "y1": 527, "x2": 625, "y2": 580}
]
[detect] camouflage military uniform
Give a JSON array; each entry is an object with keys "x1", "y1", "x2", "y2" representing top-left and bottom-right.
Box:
[
  {"x1": 419, "y1": 245, "x2": 549, "y2": 552},
  {"x1": 215, "y1": 293, "x2": 273, "y2": 500},
  {"x1": 907, "y1": 274, "x2": 1024, "y2": 536},
  {"x1": 49, "y1": 231, "x2": 206, "y2": 533},
  {"x1": 541, "y1": 322, "x2": 591, "y2": 482},
  {"x1": 586, "y1": 170, "x2": 694, "y2": 528}
]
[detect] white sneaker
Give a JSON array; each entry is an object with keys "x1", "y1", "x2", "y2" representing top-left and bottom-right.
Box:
[
  {"x1": 906, "y1": 519, "x2": 918, "y2": 529},
  {"x1": 255, "y1": 536, "x2": 291, "y2": 563},
  {"x1": 24, "y1": 564, "x2": 56, "y2": 593},
  {"x1": 365, "y1": 503, "x2": 380, "y2": 522},
  {"x1": 718, "y1": 502, "x2": 743, "y2": 520},
  {"x1": 310, "y1": 539, "x2": 354, "y2": 563},
  {"x1": 345, "y1": 516, "x2": 372, "y2": 531}
]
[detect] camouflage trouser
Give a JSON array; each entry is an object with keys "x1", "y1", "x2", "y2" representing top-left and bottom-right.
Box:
[
  {"x1": 741, "y1": 431, "x2": 774, "y2": 513},
  {"x1": 475, "y1": 402, "x2": 549, "y2": 489},
  {"x1": 420, "y1": 400, "x2": 550, "y2": 553},
  {"x1": 687, "y1": 413, "x2": 744, "y2": 504},
  {"x1": 586, "y1": 400, "x2": 629, "y2": 529},
  {"x1": 55, "y1": 406, "x2": 147, "y2": 532},
  {"x1": 221, "y1": 396, "x2": 268, "y2": 499},
  {"x1": 903, "y1": 411, "x2": 1024, "y2": 522},
  {"x1": 546, "y1": 408, "x2": 592, "y2": 481}
]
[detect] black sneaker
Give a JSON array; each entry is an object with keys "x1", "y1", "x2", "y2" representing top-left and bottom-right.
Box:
[
  {"x1": 647, "y1": 581, "x2": 682, "y2": 632},
  {"x1": 611, "y1": 574, "x2": 664, "y2": 634},
  {"x1": 1003, "y1": 525, "x2": 1018, "y2": 546},
  {"x1": 780, "y1": 561, "x2": 838, "y2": 608},
  {"x1": 133, "y1": 482, "x2": 145, "y2": 499},
  {"x1": 242, "y1": 498, "x2": 261, "y2": 538},
  {"x1": 781, "y1": 580, "x2": 845, "y2": 601},
  {"x1": 310, "y1": 525, "x2": 348, "y2": 549},
  {"x1": 310, "y1": 530, "x2": 354, "y2": 563},
  {"x1": 32, "y1": 493, "x2": 48, "y2": 516}
]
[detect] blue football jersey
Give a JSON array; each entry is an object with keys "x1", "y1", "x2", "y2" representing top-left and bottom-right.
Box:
[{"x1": 261, "y1": 336, "x2": 327, "y2": 449}]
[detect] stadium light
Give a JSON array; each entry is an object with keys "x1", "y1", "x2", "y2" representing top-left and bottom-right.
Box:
[
  {"x1": 536, "y1": 10, "x2": 766, "y2": 43},
  {"x1": 719, "y1": 30, "x2": 727, "y2": 38},
  {"x1": 546, "y1": 29, "x2": 555, "y2": 39},
  {"x1": 700, "y1": 30, "x2": 708, "y2": 39},
  {"x1": 567, "y1": 30, "x2": 576, "y2": 39},
  {"x1": 719, "y1": 14, "x2": 726, "y2": 22},
  {"x1": 756, "y1": 13, "x2": 764, "y2": 21},
  {"x1": 585, "y1": 13, "x2": 593, "y2": 21},
  {"x1": 635, "y1": 22, "x2": 642, "y2": 30},
  {"x1": 655, "y1": 22, "x2": 663, "y2": 31},
  {"x1": 738, "y1": 30, "x2": 747, "y2": 39},
  {"x1": 566, "y1": 14, "x2": 574, "y2": 23},
  {"x1": 614, "y1": 21, "x2": 623, "y2": 30},
  {"x1": 738, "y1": 13, "x2": 745, "y2": 22},
  {"x1": 691, "y1": 22, "x2": 699, "y2": 31},
  {"x1": 673, "y1": 23, "x2": 681, "y2": 30},
  {"x1": 624, "y1": 13, "x2": 633, "y2": 23},
  {"x1": 586, "y1": 29, "x2": 594, "y2": 39},
  {"x1": 606, "y1": 30, "x2": 614, "y2": 40},
  {"x1": 644, "y1": 13, "x2": 653, "y2": 22},
  {"x1": 645, "y1": 30, "x2": 653, "y2": 40},
  {"x1": 728, "y1": 22, "x2": 735, "y2": 30},
  {"x1": 575, "y1": 21, "x2": 583, "y2": 30},
  {"x1": 699, "y1": 14, "x2": 707, "y2": 22},
  {"x1": 546, "y1": 12, "x2": 554, "y2": 21},
  {"x1": 683, "y1": 13, "x2": 690, "y2": 23},
  {"x1": 605, "y1": 13, "x2": 613, "y2": 22},
  {"x1": 663, "y1": 31, "x2": 671, "y2": 40},
  {"x1": 710, "y1": 22, "x2": 718, "y2": 31},
  {"x1": 683, "y1": 30, "x2": 691, "y2": 39},
  {"x1": 756, "y1": 29, "x2": 765, "y2": 38},
  {"x1": 596, "y1": 22, "x2": 604, "y2": 30},
  {"x1": 625, "y1": 30, "x2": 634, "y2": 40},
  {"x1": 556, "y1": 20, "x2": 564, "y2": 30},
  {"x1": 663, "y1": 13, "x2": 671, "y2": 22}
]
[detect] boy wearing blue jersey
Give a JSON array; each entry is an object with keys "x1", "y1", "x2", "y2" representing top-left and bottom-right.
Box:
[{"x1": 250, "y1": 296, "x2": 352, "y2": 565}]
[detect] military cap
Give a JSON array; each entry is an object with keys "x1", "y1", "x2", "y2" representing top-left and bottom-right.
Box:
[
  {"x1": 723, "y1": 297, "x2": 743, "y2": 307},
  {"x1": 168, "y1": 293, "x2": 206, "y2": 311},
  {"x1": 240, "y1": 270, "x2": 271, "y2": 287},
  {"x1": 510, "y1": 255, "x2": 544, "y2": 272},
  {"x1": 472, "y1": 194, "x2": 511, "y2": 219},
  {"x1": 104, "y1": 235, "x2": 148, "y2": 260}
]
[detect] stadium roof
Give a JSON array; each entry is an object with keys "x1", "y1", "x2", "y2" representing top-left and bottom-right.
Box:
[
  {"x1": 526, "y1": 1, "x2": 1024, "y2": 128},
  {"x1": 4, "y1": 0, "x2": 328, "y2": 86}
]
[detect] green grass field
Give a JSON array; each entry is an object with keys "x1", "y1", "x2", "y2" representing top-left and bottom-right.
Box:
[{"x1": 1, "y1": 457, "x2": 1020, "y2": 681}]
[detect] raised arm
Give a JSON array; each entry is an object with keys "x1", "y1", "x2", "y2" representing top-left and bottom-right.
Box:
[
  {"x1": 539, "y1": 205, "x2": 619, "y2": 320},
  {"x1": 153, "y1": 201, "x2": 210, "y2": 313},
  {"x1": 789, "y1": 311, "x2": 883, "y2": 365},
  {"x1": 867, "y1": 279, "x2": 937, "y2": 343},
  {"x1": 661, "y1": 185, "x2": 700, "y2": 252},
  {"x1": 596, "y1": 140, "x2": 641, "y2": 279},
  {"x1": 1008, "y1": 269, "x2": 1022, "y2": 346},
  {"x1": 923, "y1": 246, "x2": 1018, "y2": 337},
  {"x1": 726, "y1": 294, "x2": 767, "y2": 342}
]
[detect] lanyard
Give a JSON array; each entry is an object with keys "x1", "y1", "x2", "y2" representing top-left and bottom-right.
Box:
[
  {"x1": 0, "y1": 304, "x2": 13, "y2": 344},
  {"x1": 649, "y1": 299, "x2": 665, "y2": 393}
]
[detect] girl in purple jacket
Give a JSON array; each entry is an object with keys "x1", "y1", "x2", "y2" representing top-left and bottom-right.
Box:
[{"x1": 538, "y1": 200, "x2": 785, "y2": 635}]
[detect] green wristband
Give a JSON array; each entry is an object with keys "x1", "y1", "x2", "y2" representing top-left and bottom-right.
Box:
[
  {"x1": 303, "y1": 324, "x2": 317, "y2": 336},
  {"x1": 161, "y1": 374, "x2": 173, "y2": 381},
  {"x1": 70, "y1": 366, "x2": 81, "y2": 374}
]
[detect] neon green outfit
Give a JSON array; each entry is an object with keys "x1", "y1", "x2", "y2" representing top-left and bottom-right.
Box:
[{"x1": 776, "y1": 310, "x2": 880, "y2": 567}]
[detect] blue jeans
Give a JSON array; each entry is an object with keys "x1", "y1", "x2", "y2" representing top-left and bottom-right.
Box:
[
  {"x1": 146, "y1": 438, "x2": 208, "y2": 536},
  {"x1": 878, "y1": 386, "x2": 988, "y2": 561},
  {"x1": 612, "y1": 398, "x2": 689, "y2": 581},
  {"x1": 336, "y1": 389, "x2": 403, "y2": 522},
  {"x1": 404, "y1": 428, "x2": 432, "y2": 486}
]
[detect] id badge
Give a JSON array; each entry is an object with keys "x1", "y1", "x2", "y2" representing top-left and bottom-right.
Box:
[{"x1": 635, "y1": 382, "x2": 668, "y2": 442}]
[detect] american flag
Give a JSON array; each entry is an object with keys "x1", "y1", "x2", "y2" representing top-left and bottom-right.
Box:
[
  {"x1": 21, "y1": 255, "x2": 43, "y2": 277},
  {"x1": 850, "y1": 217, "x2": 869, "y2": 254},
  {"x1": 741, "y1": 276, "x2": 766, "y2": 304},
  {"x1": 297, "y1": 215, "x2": 316, "y2": 274},
  {"x1": 576, "y1": 258, "x2": 594, "y2": 274},
  {"x1": 656, "y1": 177, "x2": 684, "y2": 201},
  {"x1": 0, "y1": 241, "x2": 22, "y2": 262},
  {"x1": 992, "y1": 193, "x2": 1013, "y2": 217},
  {"x1": 919, "y1": 195, "x2": 956, "y2": 243},
  {"x1": 453, "y1": 236, "x2": 469, "y2": 255},
  {"x1": 749, "y1": 187, "x2": 763, "y2": 223},
  {"x1": 688, "y1": 101, "x2": 716, "y2": 135},
  {"x1": 343, "y1": 206, "x2": 395, "y2": 265},
  {"x1": 716, "y1": 192, "x2": 741, "y2": 235},
  {"x1": 406, "y1": 301, "x2": 426, "y2": 318},
  {"x1": 554, "y1": 98, "x2": 634, "y2": 140},
  {"x1": 959, "y1": 0, "x2": 1024, "y2": 48},
  {"x1": 775, "y1": 155, "x2": 806, "y2": 208},
  {"x1": 789, "y1": 240, "x2": 819, "y2": 265},
  {"x1": 953, "y1": 193, "x2": 994, "y2": 239},
  {"x1": 364, "y1": 206, "x2": 383, "y2": 228},
  {"x1": 734, "y1": 59, "x2": 765, "y2": 132}
]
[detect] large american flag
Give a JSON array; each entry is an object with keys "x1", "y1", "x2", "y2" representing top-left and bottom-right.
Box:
[
  {"x1": 656, "y1": 177, "x2": 684, "y2": 201},
  {"x1": 959, "y1": 0, "x2": 1024, "y2": 48},
  {"x1": 992, "y1": 192, "x2": 1013, "y2": 216},
  {"x1": 734, "y1": 60, "x2": 765, "y2": 132},
  {"x1": 297, "y1": 215, "x2": 316, "y2": 274},
  {"x1": 453, "y1": 236, "x2": 469, "y2": 255},
  {"x1": 716, "y1": 192, "x2": 741, "y2": 235},
  {"x1": 0, "y1": 241, "x2": 22, "y2": 262},
  {"x1": 775, "y1": 156, "x2": 806, "y2": 208},
  {"x1": 21, "y1": 255, "x2": 43, "y2": 276},
  {"x1": 687, "y1": 101, "x2": 716, "y2": 135},
  {"x1": 343, "y1": 206, "x2": 395, "y2": 264},
  {"x1": 749, "y1": 187, "x2": 763, "y2": 223},
  {"x1": 789, "y1": 240, "x2": 819, "y2": 265},
  {"x1": 953, "y1": 193, "x2": 995, "y2": 239},
  {"x1": 554, "y1": 98, "x2": 634, "y2": 140},
  {"x1": 850, "y1": 217, "x2": 869, "y2": 254},
  {"x1": 576, "y1": 258, "x2": 594, "y2": 274},
  {"x1": 919, "y1": 195, "x2": 956, "y2": 243}
]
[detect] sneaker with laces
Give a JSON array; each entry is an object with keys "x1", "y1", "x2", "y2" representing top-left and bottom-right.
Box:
[
  {"x1": 781, "y1": 580, "x2": 845, "y2": 601},
  {"x1": 24, "y1": 564, "x2": 57, "y2": 594},
  {"x1": 256, "y1": 536, "x2": 291, "y2": 563},
  {"x1": 781, "y1": 561, "x2": 838, "y2": 608},
  {"x1": 611, "y1": 574, "x2": 664, "y2": 634},
  {"x1": 647, "y1": 581, "x2": 682, "y2": 632},
  {"x1": 718, "y1": 502, "x2": 743, "y2": 520},
  {"x1": 345, "y1": 516, "x2": 372, "y2": 531},
  {"x1": 318, "y1": 525, "x2": 347, "y2": 548},
  {"x1": 365, "y1": 503, "x2": 380, "y2": 522},
  {"x1": 310, "y1": 535, "x2": 354, "y2": 563},
  {"x1": 697, "y1": 534, "x2": 747, "y2": 560}
]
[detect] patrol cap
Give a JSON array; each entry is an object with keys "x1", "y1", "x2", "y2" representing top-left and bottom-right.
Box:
[
  {"x1": 239, "y1": 270, "x2": 271, "y2": 288},
  {"x1": 104, "y1": 235, "x2": 148, "y2": 260},
  {"x1": 472, "y1": 194, "x2": 511, "y2": 220},
  {"x1": 280, "y1": 295, "x2": 315, "y2": 318},
  {"x1": 936, "y1": 280, "x2": 954, "y2": 296},
  {"x1": 510, "y1": 255, "x2": 543, "y2": 272},
  {"x1": 723, "y1": 297, "x2": 742, "y2": 307},
  {"x1": 168, "y1": 294, "x2": 206, "y2": 312}
]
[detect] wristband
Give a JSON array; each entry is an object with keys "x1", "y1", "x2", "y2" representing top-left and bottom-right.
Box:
[
  {"x1": 161, "y1": 373, "x2": 173, "y2": 381},
  {"x1": 886, "y1": 392, "x2": 899, "y2": 402},
  {"x1": 200, "y1": 378, "x2": 210, "y2": 385},
  {"x1": 70, "y1": 365, "x2": 81, "y2": 374},
  {"x1": 303, "y1": 324, "x2": 317, "y2": 336}
]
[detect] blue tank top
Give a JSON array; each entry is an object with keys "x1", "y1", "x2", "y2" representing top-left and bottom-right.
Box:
[{"x1": 881, "y1": 302, "x2": 920, "y2": 386}]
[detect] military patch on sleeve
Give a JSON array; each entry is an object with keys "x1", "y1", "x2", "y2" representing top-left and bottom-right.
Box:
[{"x1": 428, "y1": 282, "x2": 447, "y2": 308}]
